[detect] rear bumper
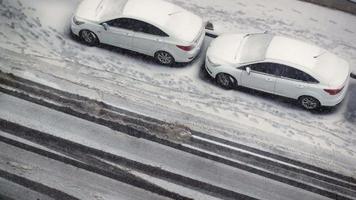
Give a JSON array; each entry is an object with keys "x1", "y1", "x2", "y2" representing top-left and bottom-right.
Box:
[
  {"x1": 321, "y1": 78, "x2": 350, "y2": 106},
  {"x1": 174, "y1": 31, "x2": 205, "y2": 63}
]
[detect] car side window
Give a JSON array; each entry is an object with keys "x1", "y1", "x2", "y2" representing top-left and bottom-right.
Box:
[
  {"x1": 107, "y1": 18, "x2": 136, "y2": 31},
  {"x1": 107, "y1": 18, "x2": 169, "y2": 37},
  {"x1": 282, "y1": 66, "x2": 319, "y2": 83},
  {"x1": 249, "y1": 63, "x2": 283, "y2": 77},
  {"x1": 133, "y1": 20, "x2": 169, "y2": 37}
]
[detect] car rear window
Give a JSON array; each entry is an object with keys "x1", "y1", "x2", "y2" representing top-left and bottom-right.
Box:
[{"x1": 282, "y1": 66, "x2": 319, "y2": 83}]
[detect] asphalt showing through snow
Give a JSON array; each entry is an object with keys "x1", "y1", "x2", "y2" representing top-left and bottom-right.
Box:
[
  {"x1": 0, "y1": 92, "x2": 335, "y2": 200},
  {"x1": 1, "y1": 71, "x2": 356, "y2": 199}
]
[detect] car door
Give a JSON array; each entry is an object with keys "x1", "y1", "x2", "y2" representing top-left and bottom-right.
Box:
[
  {"x1": 239, "y1": 63, "x2": 282, "y2": 94},
  {"x1": 130, "y1": 20, "x2": 169, "y2": 55},
  {"x1": 274, "y1": 65, "x2": 319, "y2": 99},
  {"x1": 99, "y1": 18, "x2": 135, "y2": 49}
]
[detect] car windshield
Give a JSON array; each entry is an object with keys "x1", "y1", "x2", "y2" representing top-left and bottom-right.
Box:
[
  {"x1": 96, "y1": 0, "x2": 128, "y2": 22},
  {"x1": 236, "y1": 34, "x2": 274, "y2": 63}
]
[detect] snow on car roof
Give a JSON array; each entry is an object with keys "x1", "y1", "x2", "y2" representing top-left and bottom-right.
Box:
[
  {"x1": 265, "y1": 36, "x2": 323, "y2": 71},
  {"x1": 236, "y1": 34, "x2": 325, "y2": 73},
  {"x1": 93, "y1": 0, "x2": 182, "y2": 27},
  {"x1": 122, "y1": 0, "x2": 181, "y2": 27}
]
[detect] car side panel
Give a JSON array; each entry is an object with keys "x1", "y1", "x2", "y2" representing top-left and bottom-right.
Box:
[
  {"x1": 98, "y1": 27, "x2": 133, "y2": 49},
  {"x1": 131, "y1": 32, "x2": 161, "y2": 56},
  {"x1": 275, "y1": 78, "x2": 327, "y2": 102},
  {"x1": 71, "y1": 20, "x2": 101, "y2": 37},
  {"x1": 274, "y1": 78, "x2": 309, "y2": 99},
  {"x1": 240, "y1": 71, "x2": 277, "y2": 94}
]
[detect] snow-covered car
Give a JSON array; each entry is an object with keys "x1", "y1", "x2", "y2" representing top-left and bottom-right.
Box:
[
  {"x1": 71, "y1": 0, "x2": 205, "y2": 65},
  {"x1": 205, "y1": 33, "x2": 351, "y2": 110}
]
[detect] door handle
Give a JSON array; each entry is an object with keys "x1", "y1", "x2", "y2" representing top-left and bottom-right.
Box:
[
  {"x1": 265, "y1": 78, "x2": 274, "y2": 82},
  {"x1": 295, "y1": 84, "x2": 304, "y2": 88}
]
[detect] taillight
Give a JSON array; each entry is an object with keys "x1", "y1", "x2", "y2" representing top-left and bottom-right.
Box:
[
  {"x1": 177, "y1": 45, "x2": 194, "y2": 51},
  {"x1": 324, "y1": 87, "x2": 344, "y2": 95}
]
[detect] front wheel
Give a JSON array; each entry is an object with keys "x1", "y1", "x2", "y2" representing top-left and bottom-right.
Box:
[
  {"x1": 299, "y1": 96, "x2": 320, "y2": 110},
  {"x1": 155, "y1": 51, "x2": 175, "y2": 65},
  {"x1": 80, "y1": 30, "x2": 99, "y2": 46},
  {"x1": 216, "y1": 73, "x2": 237, "y2": 89}
]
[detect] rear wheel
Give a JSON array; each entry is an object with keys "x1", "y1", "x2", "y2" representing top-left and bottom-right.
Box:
[
  {"x1": 80, "y1": 30, "x2": 99, "y2": 46},
  {"x1": 216, "y1": 73, "x2": 237, "y2": 89},
  {"x1": 299, "y1": 96, "x2": 320, "y2": 110},
  {"x1": 155, "y1": 51, "x2": 175, "y2": 65}
]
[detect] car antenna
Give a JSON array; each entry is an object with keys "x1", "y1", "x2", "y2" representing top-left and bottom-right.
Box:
[
  {"x1": 168, "y1": 11, "x2": 182, "y2": 16},
  {"x1": 313, "y1": 51, "x2": 327, "y2": 59},
  {"x1": 244, "y1": 30, "x2": 269, "y2": 38}
]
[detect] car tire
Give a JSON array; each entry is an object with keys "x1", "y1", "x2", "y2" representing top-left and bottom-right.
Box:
[
  {"x1": 216, "y1": 73, "x2": 237, "y2": 89},
  {"x1": 299, "y1": 96, "x2": 320, "y2": 110},
  {"x1": 155, "y1": 51, "x2": 175, "y2": 65},
  {"x1": 80, "y1": 30, "x2": 99, "y2": 46}
]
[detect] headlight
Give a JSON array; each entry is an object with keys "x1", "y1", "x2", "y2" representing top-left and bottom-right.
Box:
[
  {"x1": 207, "y1": 56, "x2": 221, "y2": 67},
  {"x1": 73, "y1": 16, "x2": 85, "y2": 25}
]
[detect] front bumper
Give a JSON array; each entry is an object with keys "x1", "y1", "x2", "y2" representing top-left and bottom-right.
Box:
[
  {"x1": 70, "y1": 20, "x2": 81, "y2": 37},
  {"x1": 204, "y1": 57, "x2": 216, "y2": 78}
]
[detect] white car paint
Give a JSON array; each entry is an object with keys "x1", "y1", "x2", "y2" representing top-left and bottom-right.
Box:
[
  {"x1": 71, "y1": 0, "x2": 205, "y2": 64},
  {"x1": 206, "y1": 33, "x2": 351, "y2": 109}
]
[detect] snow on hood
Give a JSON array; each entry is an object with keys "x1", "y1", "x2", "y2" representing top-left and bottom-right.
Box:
[
  {"x1": 75, "y1": 0, "x2": 128, "y2": 22},
  {"x1": 207, "y1": 33, "x2": 246, "y2": 64}
]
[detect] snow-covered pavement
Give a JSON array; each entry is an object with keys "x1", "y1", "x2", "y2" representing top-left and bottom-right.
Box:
[
  {"x1": 0, "y1": 93, "x2": 333, "y2": 200},
  {"x1": 0, "y1": 135, "x2": 172, "y2": 200},
  {"x1": 0, "y1": 0, "x2": 356, "y2": 177}
]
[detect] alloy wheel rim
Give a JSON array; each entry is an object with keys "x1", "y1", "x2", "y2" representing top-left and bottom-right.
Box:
[
  {"x1": 158, "y1": 52, "x2": 172, "y2": 64},
  {"x1": 82, "y1": 31, "x2": 94, "y2": 43},
  {"x1": 218, "y1": 74, "x2": 231, "y2": 87},
  {"x1": 302, "y1": 97, "x2": 317, "y2": 109}
]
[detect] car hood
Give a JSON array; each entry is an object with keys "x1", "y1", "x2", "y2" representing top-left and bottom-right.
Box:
[
  {"x1": 207, "y1": 33, "x2": 246, "y2": 64},
  {"x1": 75, "y1": 0, "x2": 103, "y2": 21},
  {"x1": 75, "y1": 0, "x2": 128, "y2": 22}
]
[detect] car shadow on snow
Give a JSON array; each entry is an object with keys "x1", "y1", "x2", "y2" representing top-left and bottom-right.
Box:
[
  {"x1": 198, "y1": 63, "x2": 342, "y2": 114},
  {"x1": 344, "y1": 82, "x2": 356, "y2": 123},
  {"x1": 69, "y1": 31, "x2": 191, "y2": 68}
]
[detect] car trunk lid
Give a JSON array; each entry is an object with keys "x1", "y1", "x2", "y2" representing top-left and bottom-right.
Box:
[
  {"x1": 314, "y1": 52, "x2": 350, "y2": 88},
  {"x1": 166, "y1": 10, "x2": 203, "y2": 43}
]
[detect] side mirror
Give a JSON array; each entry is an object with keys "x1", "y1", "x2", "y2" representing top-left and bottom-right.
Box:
[
  {"x1": 246, "y1": 67, "x2": 251, "y2": 75},
  {"x1": 205, "y1": 21, "x2": 214, "y2": 31},
  {"x1": 102, "y1": 23, "x2": 109, "y2": 31}
]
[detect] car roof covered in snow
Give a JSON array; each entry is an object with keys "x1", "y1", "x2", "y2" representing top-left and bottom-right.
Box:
[
  {"x1": 265, "y1": 35, "x2": 324, "y2": 72},
  {"x1": 236, "y1": 34, "x2": 332, "y2": 73},
  {"x1": 76, "y1": 0, "x2": 185, "y2": 25},
  {"x1": 122, "y1": 0, "x2": 184, "y2": 27},
  {"x1": 76, "y1": 0, "x2": 203, "y2": 42}
]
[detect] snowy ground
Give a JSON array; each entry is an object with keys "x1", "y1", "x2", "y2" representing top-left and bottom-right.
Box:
[{"x1": 0, "y1": 0, "x2": 356, "y2": 177}]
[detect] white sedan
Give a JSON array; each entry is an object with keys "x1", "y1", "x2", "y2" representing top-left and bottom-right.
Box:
[
  {"x1": 205, "y1": 33, "x2": 351, "y2": 110},
  {"x1": 71, "y1": 0, "x2": 205, "y2": 65}
]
